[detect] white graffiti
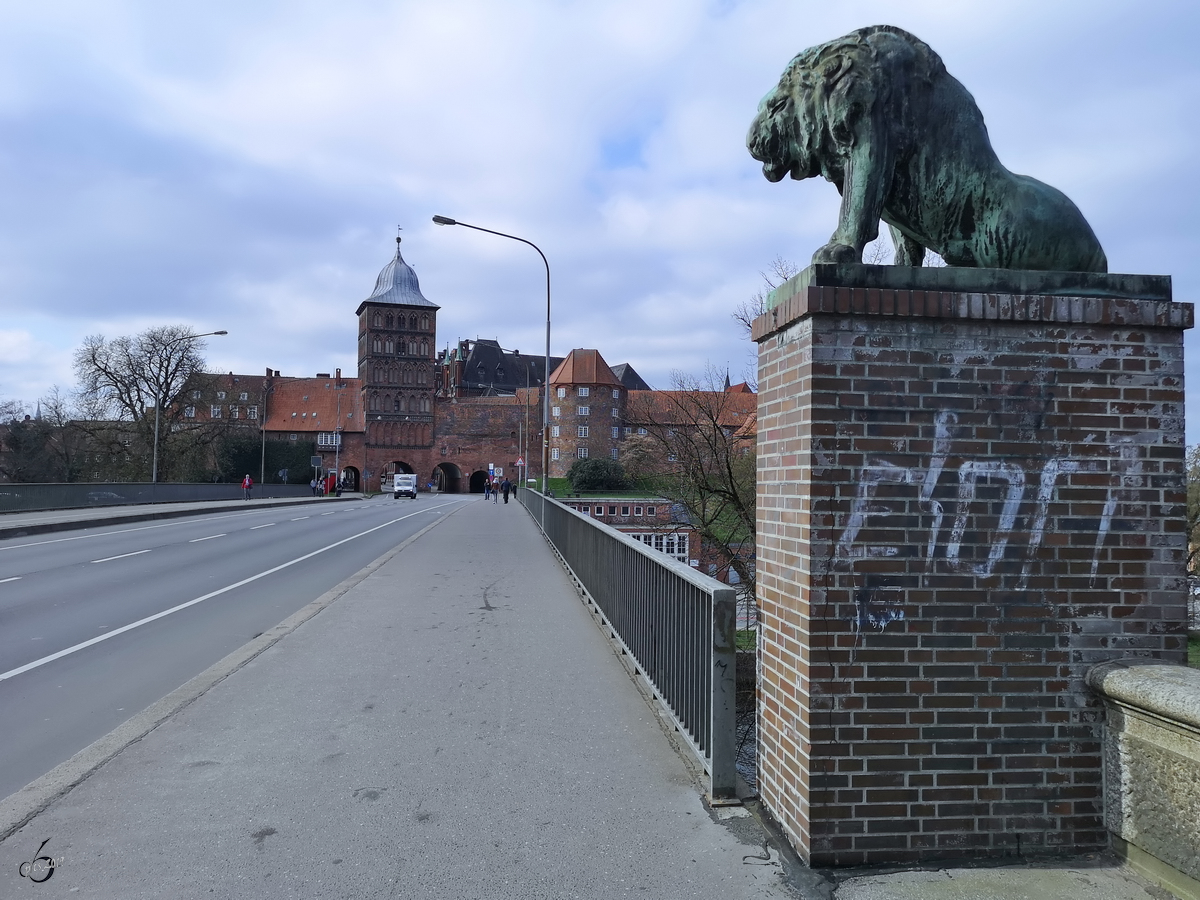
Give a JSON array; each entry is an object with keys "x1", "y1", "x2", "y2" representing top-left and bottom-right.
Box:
[{"x1": 834, "y1": 410, "x2": 1137, "y2": 584}]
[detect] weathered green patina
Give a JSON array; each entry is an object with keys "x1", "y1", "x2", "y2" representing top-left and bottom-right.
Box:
[{"x1": 748, "y1": 25, "x2": 1107, "y2": 272}]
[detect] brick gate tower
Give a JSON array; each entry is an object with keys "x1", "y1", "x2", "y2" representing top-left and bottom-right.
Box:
[{"x1": 355, "y1": 238, "x2": 439, "y2": 486}]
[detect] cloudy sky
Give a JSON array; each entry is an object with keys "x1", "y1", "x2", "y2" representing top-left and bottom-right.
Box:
[{"x1": 1, "y1": 1, "x2": 1197, "y2": 438}]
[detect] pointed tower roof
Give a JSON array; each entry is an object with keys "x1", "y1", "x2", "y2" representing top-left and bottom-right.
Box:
[
  {"x1": 549, "y1": 348, "x2": 622, "y2": 386},
  {"x1": 357, "y1": 238, "x2": 439, "y2": 311}
]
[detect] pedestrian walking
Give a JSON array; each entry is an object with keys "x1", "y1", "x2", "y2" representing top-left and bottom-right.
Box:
[
  {"x1": 484, "y1": 479, "x2": 491, "y2": 500},
  {"x1": 501, "y1": 477, "x2": 512, "y2": 504},
  {"x1": 310, "y1": 478, "x2": 317, "y2": 496},
  {"x1": 242, "y1": 474, "x2": 254, "y2": 500}
]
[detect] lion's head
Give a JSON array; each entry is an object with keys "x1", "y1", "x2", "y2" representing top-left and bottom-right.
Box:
[
  {"x1": 746, "y1": 53, "x2": 827, "y2": 184},
  {"x1": 747, "y1": 27, "x2": 939, "y2": 186}
]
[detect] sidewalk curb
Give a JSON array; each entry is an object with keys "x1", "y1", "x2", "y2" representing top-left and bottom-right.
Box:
[
  {"x1": 0, "y1": 496, "x2": 362, "y2": 541},
  {"x1": 0, "y1": 500, "x2": 466, "y2": 842}
]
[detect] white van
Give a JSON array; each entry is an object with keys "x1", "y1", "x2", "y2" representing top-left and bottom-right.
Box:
[{"x1": 392, "y1": 473, "x2": 418, "y2": 499}]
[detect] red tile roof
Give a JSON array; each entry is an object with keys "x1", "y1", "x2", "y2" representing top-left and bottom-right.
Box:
[
  {"x1": 263, "y1": 377, "x2": 364, "y2": 433},
  {"x1": 624, "y1": 389, "x2": 755, "y2": 429},
  {"x1": 549, "y1": 349, "x2": 622, "y2": 387}
]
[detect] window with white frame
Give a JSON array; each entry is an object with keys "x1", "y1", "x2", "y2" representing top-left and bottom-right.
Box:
[
  {"x1": 191, "y1": 390, "x2": 201, "y2": 399},
  {"x1": 248, "y1": 406, "x2": 258, "y2": 419},
  {"x1": 630, "y1": 532, "x2": 689, "y2": 563},
  {"x1": 611, "y1": 407, "x2": 618, "y2": 417},
  {"x1": 239, "y1": 392, "x2": 248, "y2": 401},
  {"x1": 552, "y1": 406, "x2": 561, "y2": 418},
  {"x1": 577, "y1": 406, "x2": 589, "y2": 416},
  {"x1": 577, "y1": 425, "x2": 588, "y2": 438},
  {"x1": 289, "y1": 433, "x2": 297, "y2": 440},
  {"x1": 211, "y1": 405, "x2": 222, "y2": 418},
  {"x1": 557, "y1": 387, "x2": 566, "y2": 398},
  {"x1": 230, "y1": 406, "x2": 239, "y2": 419},
  {"x1": 578, "y1": 386, "x2": 589, "y2": 397},
  {"x1": 624, "y1": 427, "x2": 632, "y2": 435},
  {"x1": 216, "y1": 391, "x2": 226, "y2": 400},
  {"x1": 611, "y1": 426, "x2": 619, "y2": 439},
  {"x1": 551, "y1": 425, "x2": 560, "y2": 437},
  {"x1": 183, "y1": 406, "x2": 195, "y2": 418},
  {"x1": 551, "y1": 448, "x2": 560, "y2": 460},
  {"x1": 577, "y1": 447, "x2": 588, "y2": 458},
  {"x1": 317, "y1": 432, "x2": 342, "y2": 448},
  {"x1": 637, "y1": 427, "x2": 647, "y2": 435},
  {"x1": 610, "y1": 448, "x2": 619, "y2": 459},
  {"x1": 612, "y1": 389, "x2": 620, "y2": 399},
  {"x1": 646, "y1": 506, "x2": 656, "y2": 515}
]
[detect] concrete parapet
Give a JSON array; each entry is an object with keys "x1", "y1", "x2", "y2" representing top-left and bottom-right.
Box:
[{"x1": 1089, "y1": 660, "x2": 1200, "y2": 899}]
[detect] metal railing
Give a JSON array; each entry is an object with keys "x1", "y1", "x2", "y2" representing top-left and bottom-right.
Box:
[
  {"x1": 0, "y1": 482, "x2": 316, "y2": 513},
  {"x1": 519, "y1": 489, "x2": 738, "y2": 803}
]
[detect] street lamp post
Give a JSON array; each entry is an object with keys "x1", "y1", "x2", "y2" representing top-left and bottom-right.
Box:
[
  {"x1": 152, "y1": 329, "x2": 228, "y2": 484},
  {"x1": 432, "y1": 216, "x2": 551, "y2": 519}
]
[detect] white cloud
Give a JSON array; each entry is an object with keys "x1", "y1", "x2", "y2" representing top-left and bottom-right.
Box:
[{"x1": 0, "y1": 0, "x2": 1196, "y2": 438}]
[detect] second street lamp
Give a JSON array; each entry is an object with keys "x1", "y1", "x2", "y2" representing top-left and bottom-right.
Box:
[{"x1": 432, "y1": 216, "x2": 552, "y2": 515}]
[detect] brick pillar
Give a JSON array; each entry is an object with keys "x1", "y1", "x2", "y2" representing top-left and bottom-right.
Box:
[{"x1": 751, "y1": 265, "x2": 1192, "y2": 867}]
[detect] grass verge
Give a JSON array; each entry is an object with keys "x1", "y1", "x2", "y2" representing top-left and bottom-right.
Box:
[{"x1": 1189, "y1": 633, "x2": 1199, "y2": 669}]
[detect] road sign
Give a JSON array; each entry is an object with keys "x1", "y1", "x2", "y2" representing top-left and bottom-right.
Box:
[
  {"x1": 310, "y1": 456, "x2": 322, "y2": 468},
  {"x1": 516, "y1": 457, "x2": 525, "y2": 466},
  {"x1": 488, "y1": 463, "x2": 494, "y2": 471}
]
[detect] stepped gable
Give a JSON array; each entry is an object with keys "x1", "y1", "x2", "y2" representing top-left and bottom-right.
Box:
[{"x1": 549, "y1": 348, "x2": 623, "y2": 386}]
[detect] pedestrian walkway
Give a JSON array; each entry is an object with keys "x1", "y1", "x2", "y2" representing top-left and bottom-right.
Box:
[{"x1": 0, "y1": 497, "x2": 1172, "y2": 898}]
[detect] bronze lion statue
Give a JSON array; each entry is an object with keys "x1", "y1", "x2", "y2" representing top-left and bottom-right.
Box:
[{"x1": 748, "y1": 26, "x2": 1107, "y2": 272}]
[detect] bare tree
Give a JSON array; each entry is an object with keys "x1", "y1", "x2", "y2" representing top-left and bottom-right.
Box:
[
  {"x1": 73, "y1": 326, "x2": 220, "y2": 481},
  {"x1": 624, "y1": 365, "x2": 757, "y2": 604},
  {"x1": 732, "y1": 256, "x2": 802, "y2": 339}
]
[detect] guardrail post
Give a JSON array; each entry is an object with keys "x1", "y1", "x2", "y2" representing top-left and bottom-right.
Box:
[{"x1": 709, "y1": 586, "x2": 738, "y2": 804}]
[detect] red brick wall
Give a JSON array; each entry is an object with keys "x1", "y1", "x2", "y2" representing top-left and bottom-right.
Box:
[
  {"x1": 435, "y1": 396, "x2": 538, "y2": 487},
  {"x1": 753, "y1": 282, "x2": 1191, "y2": 866}
]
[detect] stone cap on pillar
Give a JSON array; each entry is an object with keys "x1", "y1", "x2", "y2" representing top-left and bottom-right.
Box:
[
  {"x1": 752, "y1": 264, "x2": 1191, "y2": 342},
  {"x1": 1087, "y1": 660, "x2": 1200, "y2": 731}
]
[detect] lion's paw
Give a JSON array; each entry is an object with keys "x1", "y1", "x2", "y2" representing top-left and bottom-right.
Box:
[{"x1": 812, "y1": 242, "x2": 861, "y2": 265}]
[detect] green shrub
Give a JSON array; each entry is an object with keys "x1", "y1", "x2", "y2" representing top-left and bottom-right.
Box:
[{"x1": 566, "y1": 457, "x2": 630, "y2": 492}]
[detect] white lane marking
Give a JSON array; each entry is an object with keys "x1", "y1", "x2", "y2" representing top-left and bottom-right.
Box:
[
  {"x1": 320, "y1": 512, "x2": 336, "y2": 516},
  {"x1": 189, "y1": 534, "x2": 226, "y2": 543},
  {"x1": 250, "y1": 523, "x2": 275, "y2": 530},
  {"x1": 0, "y1": 576, "x2": 21, "y2": 583},
  {"x1": 92, "y1": 549, "x2": 152, "y2": 564},
  {"x1": 0, "y1": 508, "x2": 326, "y2": 552},
  {"x1": 0, "y1": 498, "x2": 470, "y2": 683},
  {"x1": 291, "y1": 517, "x2": 310, "y2": 521}
]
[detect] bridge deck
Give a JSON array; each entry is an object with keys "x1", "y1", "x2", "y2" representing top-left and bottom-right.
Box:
[{"x1": 0, "y1": 496, "x2": 801, "y2": 898}]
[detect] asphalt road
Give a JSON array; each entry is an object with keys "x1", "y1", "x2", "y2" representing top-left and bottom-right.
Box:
[{"x1": 0, "y1": 494, "x2": 475, "y2": 800}]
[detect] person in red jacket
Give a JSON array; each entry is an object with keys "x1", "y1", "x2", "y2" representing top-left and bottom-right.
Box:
[{"x1": 242, "y1": 474, "x2": 253, "y2": 500}]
